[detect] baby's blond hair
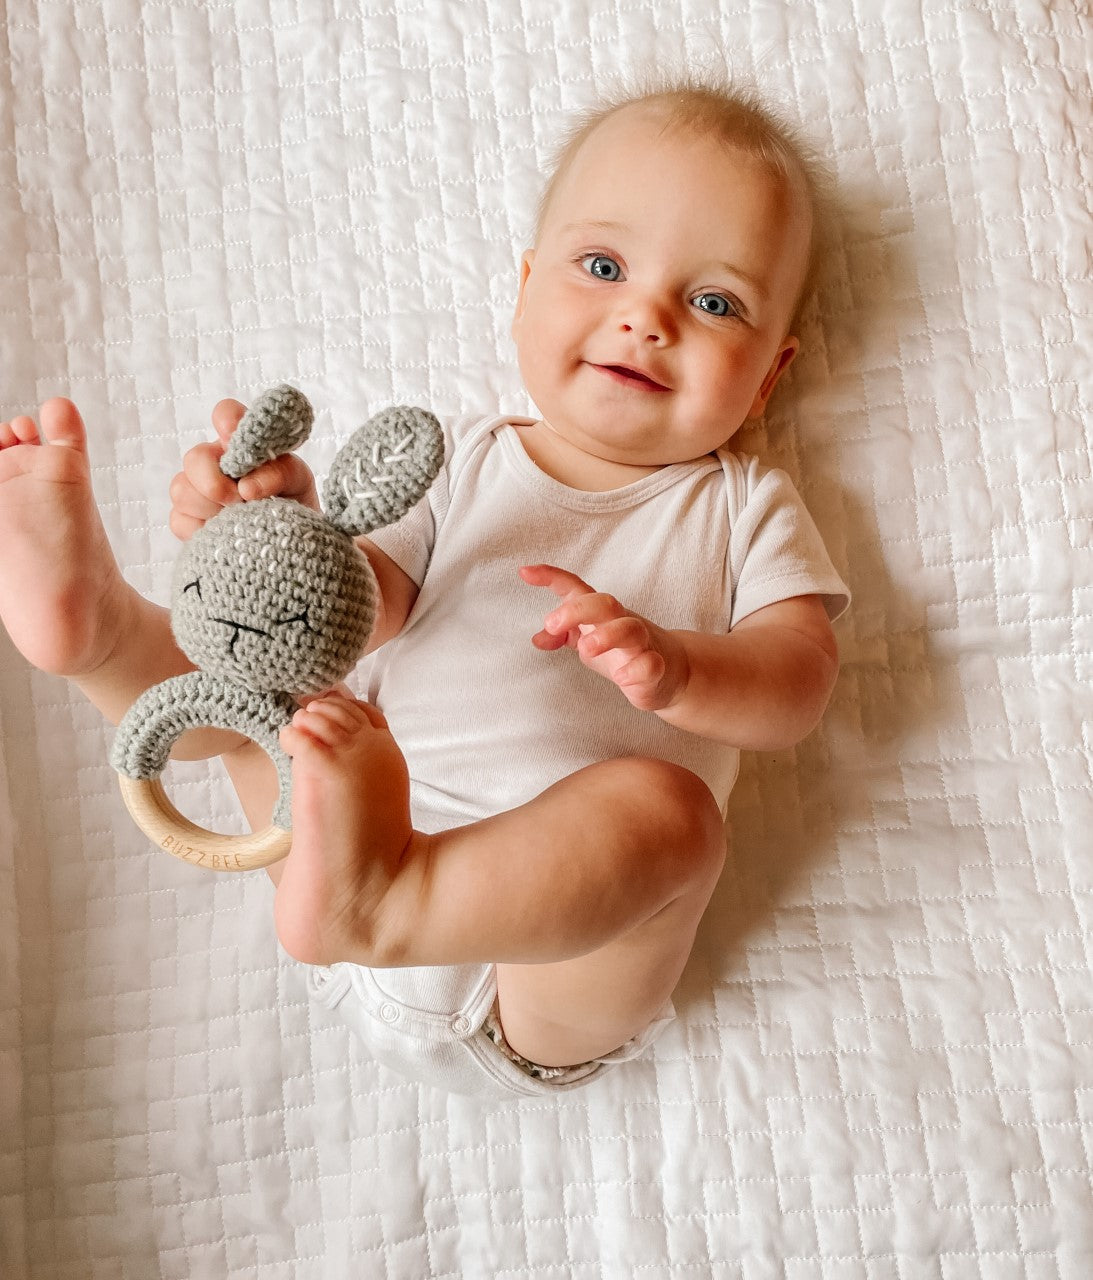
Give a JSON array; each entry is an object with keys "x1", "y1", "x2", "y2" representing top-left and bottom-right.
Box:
[{"x1": 534, "y1": 71, "x2": 833, "y2": 328}]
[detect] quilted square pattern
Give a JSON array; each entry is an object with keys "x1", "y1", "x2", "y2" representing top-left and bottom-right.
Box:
[{"x1": 1, "y1": 1, "x2": 1090, "y2": 1276}]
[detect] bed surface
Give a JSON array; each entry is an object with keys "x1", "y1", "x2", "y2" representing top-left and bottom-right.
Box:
[{"x1": 2, "y1": 1, "x2": 1090, "y2": 1276}]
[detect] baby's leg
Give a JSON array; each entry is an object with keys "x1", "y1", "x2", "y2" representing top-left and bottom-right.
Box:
[
  {"x1": 273, "y1": 692, "x2": 727, "y2": 1066},
  {"x1": 0, "y1": 400, "x2": 243, "y2": 757}
]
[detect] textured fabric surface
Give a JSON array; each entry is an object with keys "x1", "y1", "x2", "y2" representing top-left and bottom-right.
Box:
[{"x1": 1, "y1": 1, "x2": 1090, "y2": 1277}]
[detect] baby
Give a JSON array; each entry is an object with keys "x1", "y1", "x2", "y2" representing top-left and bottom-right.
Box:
[{"x1": 0, "y1": 75, "x2": 848, "y2": 1097}]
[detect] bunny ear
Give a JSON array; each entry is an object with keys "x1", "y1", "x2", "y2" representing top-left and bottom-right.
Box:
[
  {"x1": 322, "y1": 406, "x2": 444, "y2": 537},
  {"x1": 219, "y1": 384, "x2": 315, "y2": 479}
]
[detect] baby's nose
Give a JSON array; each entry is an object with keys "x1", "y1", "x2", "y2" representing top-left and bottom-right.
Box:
[
  {"x1": 620, "y1": 320, "x2": 664, "y2": 343},
  {"x1": 617, "y1": 293, "x2": 675, "y2": 343}
]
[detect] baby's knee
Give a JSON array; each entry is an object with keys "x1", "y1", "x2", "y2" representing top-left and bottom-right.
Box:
[{"x1": 610, "y1": 757, "x2": 726, "y2": 884}]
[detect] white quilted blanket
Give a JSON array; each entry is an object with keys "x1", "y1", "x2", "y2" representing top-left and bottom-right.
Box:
[{"x1": 2, "y1": 1, "x2": 1090, "y2": 1276}]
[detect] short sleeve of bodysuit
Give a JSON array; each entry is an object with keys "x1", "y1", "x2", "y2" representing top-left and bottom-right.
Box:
[
  {"x1": 723, "y1": 453, "x2": 850, "y2": 626},
  {"x1": 369, "y1": 424, "x2": 851, "y2": 629}
]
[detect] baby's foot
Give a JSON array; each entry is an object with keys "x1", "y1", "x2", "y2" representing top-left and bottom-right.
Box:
[
  {"x1": 0, "y1": 399, "x2": 133, "y2": 676},
  {"x1": 274, "y1": 693, "x2": 423, "y2": 966}
]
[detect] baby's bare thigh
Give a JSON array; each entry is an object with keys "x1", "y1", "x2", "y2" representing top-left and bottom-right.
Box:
[
  {"x1": 496, "y1": 760, "x2": 726, "y2": 1067},
  {"x1": 494, "y1": 896, "x2": 706, "y2": 1066}
]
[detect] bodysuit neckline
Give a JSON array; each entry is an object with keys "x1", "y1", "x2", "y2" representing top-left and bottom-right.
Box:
[{"x1": 494, "y1": 420, "x2": 722, "y2": 514}]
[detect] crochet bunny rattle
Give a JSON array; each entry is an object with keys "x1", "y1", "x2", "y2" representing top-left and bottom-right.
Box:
[{"x1": 111, "y1": 385, "x2": 443, "y2": 871}]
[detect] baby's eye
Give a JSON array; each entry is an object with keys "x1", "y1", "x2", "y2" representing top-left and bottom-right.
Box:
[
  {"x1": 581, "y1": 254, "x2": 623, "y2": 281},
  {"x1": 693, "y1": 293, "x2": 738, "y2": 318}
]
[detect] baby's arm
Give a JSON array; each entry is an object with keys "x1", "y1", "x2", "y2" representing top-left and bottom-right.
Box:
[
  {"x1": 523, "y1": 565, "x2": 838, "y2": 751},
  {"x1": 651, "y1": 597, "x2": 839, "y2": 749}
]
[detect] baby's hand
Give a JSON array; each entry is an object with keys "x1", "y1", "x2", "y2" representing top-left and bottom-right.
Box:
[
  {"x1": 520, "y1": 564, "x2": 689, "y2": 712},
  {"x1": 168, "y1": 398, "x2": 321, "y2": 541}
]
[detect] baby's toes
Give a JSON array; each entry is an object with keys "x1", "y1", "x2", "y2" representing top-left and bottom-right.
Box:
[
  {"x1": 283, "y1": 708, "x2": 346, "y2": 752},
  {"x1": 299, "y1": 697, "x2": 369, "y2": 736},
  {"x1": 0, "y1": 416, "x2": 40, "y2": 448}
]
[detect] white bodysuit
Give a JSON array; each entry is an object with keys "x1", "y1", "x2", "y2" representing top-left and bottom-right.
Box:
[{"x1": 307, "y1": 414, "x2": 850, "y2": 1098}]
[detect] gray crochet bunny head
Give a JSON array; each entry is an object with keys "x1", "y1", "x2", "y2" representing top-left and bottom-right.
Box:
[{"x1": 170, "y1": 385, "x2": 443, "y2": 696}]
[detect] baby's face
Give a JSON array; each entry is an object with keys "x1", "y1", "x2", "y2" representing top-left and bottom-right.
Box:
[{"x1": 512, "y1": 106, "x2": 812, "y2": 466}]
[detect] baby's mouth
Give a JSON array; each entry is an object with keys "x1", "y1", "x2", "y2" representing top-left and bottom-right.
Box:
[{"x1": 590, "y1": 363, "x2": 670, "y2": 392}]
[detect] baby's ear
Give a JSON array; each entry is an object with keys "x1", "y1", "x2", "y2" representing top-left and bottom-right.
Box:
[
  {"x1": 512, "y1": 249, "x2": 535, "y2": 330},
  {"x1": 747, "y1": 338, "x2": 800, "y2": 419},
  {"x1": 219, "y1": 385, "x2": 314, "y2": 479},
  {"x1": 322, "y1": 406, "x2": 444, "y2": 537}
]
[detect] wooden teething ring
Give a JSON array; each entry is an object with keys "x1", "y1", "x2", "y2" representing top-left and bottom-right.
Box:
[
  {"x1": 111, "y1": 674, "x2": 297, "y2": 872},
  {"x1": 117, "y1": 774, "x2": 291, "y2": 872}
]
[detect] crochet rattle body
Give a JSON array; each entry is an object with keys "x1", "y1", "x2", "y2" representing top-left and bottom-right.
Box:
[{"x1": 111, "y1": 385, "x2": 444, "y2": 870}]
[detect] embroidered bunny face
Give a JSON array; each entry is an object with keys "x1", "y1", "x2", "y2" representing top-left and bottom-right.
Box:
[
  {"x1": 167, "y1": 385, "x2": 443, "y2": 697},
  {"x1": 171, "y1": 500, "x2": 377, "y2": 695}
]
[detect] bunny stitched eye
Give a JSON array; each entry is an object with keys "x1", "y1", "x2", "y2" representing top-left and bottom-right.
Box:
[
  {"x1": 274, "y1": 609, "x2": 315, "y2": 634},
  {"x1": 183, "y1": 579, "x2": 202, "y2": 599}
]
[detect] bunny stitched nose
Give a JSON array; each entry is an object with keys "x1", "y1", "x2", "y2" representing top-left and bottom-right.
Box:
[{"x1": 211, "y1": 616, "x2": 272, "y2": 656}]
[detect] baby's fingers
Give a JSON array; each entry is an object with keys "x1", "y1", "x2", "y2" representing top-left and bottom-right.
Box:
[
  {"x1": 211, "y1": 398, "x2": 248, "y2": 446},
  {"x1": 615, "y1": 651, "x2": 669, "y2": 708},
  {"x1": 168, "y1": 509, "x2": 207, "y2": 542},
  {"x1": 237, "y1": 454, "x2": 321, "y2": 507},
  {"x1": 169, "y1": 466, "x2": 230, "y2": 520},
  {"x1": 578, "y1": 615, "x2": 651, "y2": 658},
  {"x1": 210, "y1": 397, "x2": 319, "y2": 506},
  {"x1": 531, "y1": 626, "x2": 572, "y2": 652},
  {"x1": 519, "y1": 564, "x2": 594, "y2": 597},
  {"x1": 180, "y1": 440, "x2": 242, "y2": 507},
  {"x1": 544, "y1": 591, "x2": 625, "y2": 636}
]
